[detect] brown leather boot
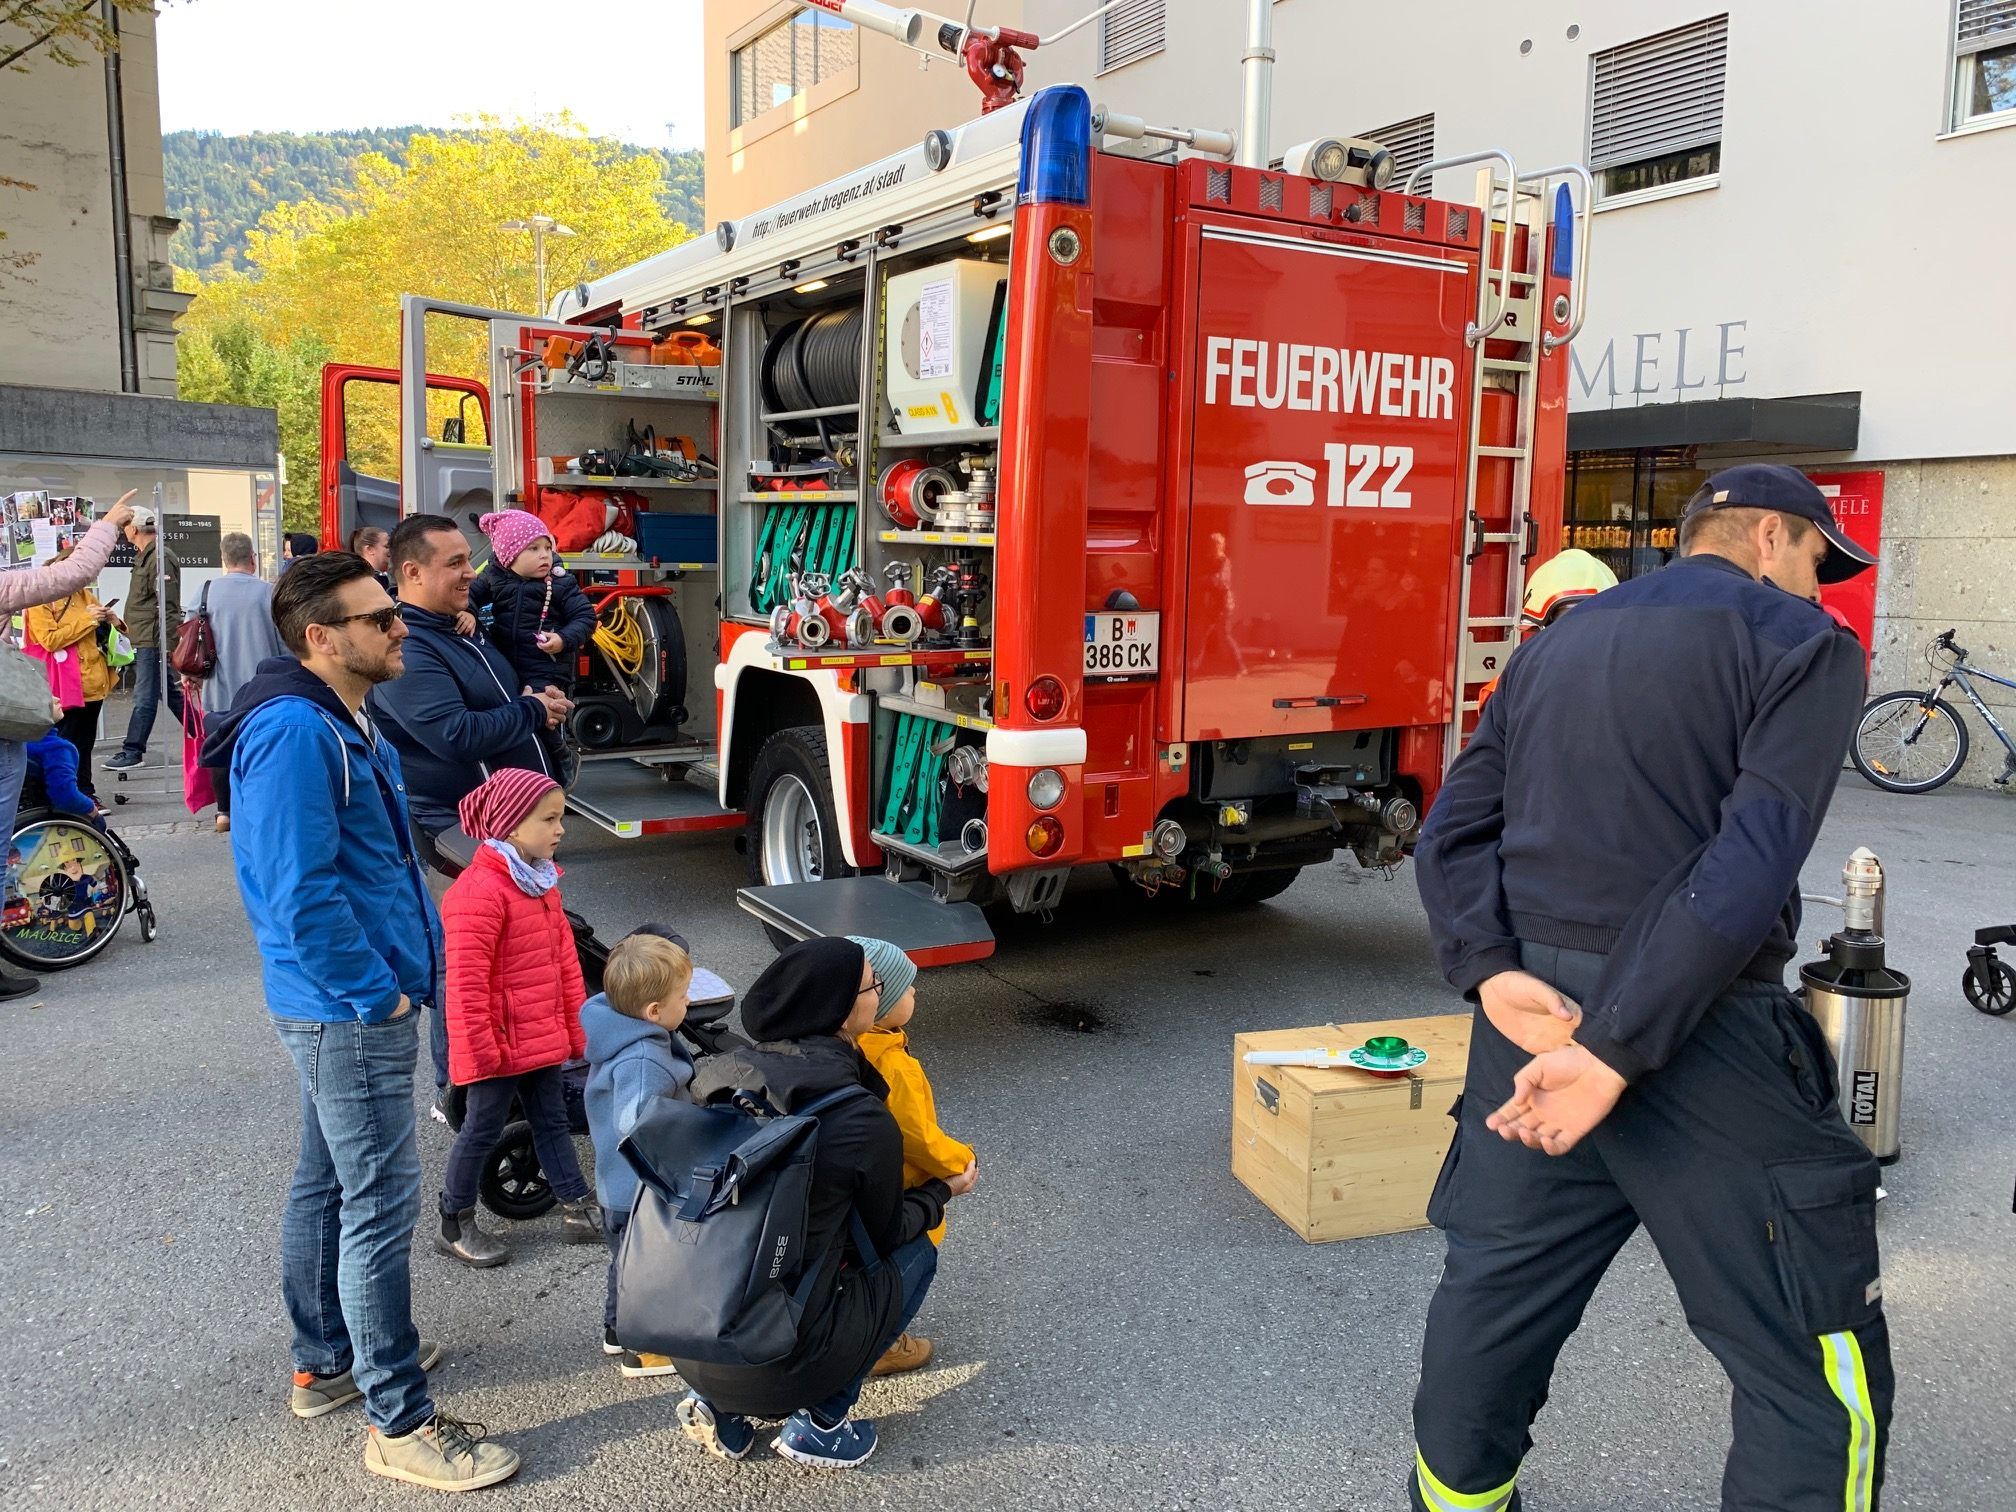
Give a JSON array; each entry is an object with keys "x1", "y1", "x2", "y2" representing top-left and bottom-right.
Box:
[{"x1": 870, "y1": 1332, "x2": 933, "y2": 1376}]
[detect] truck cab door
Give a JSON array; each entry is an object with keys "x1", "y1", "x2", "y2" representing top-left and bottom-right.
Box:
[
  {"x1": 399, "y1": 295, "x2": 540, "y2": 551},
  {"x1": 319, "y1": 363, "x2": 490, "y2": 551}
]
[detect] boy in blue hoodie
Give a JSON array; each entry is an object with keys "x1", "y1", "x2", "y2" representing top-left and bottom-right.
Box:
[{"x1": 582, "y1": 927, "x2": 696, "y2": 1377}]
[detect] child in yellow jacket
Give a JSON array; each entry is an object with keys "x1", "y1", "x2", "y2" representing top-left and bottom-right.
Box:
[
  {"x1": 848, "y1": 935, "x2": 974, "y2": 1248},
  {"x1": 848, "y1": 936, "x2": 974, "y2": 1378}
]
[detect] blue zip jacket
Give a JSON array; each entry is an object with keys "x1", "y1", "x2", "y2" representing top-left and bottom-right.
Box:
[
  {"x1": 1417, "y1": 552, "x2": 1865, "y2": 1082},
  {"x1": 581, "y1": 990, "x2": 695, "y2": 1215},
  {"x1": 206, "y1": 658, "x2": 441, "y2": 1023},
  {"x1": 25, "y1": 729, "x2": 93, "y2": 818},
  {"x1": 365, "y1": 602, "x2": 551, "y2": 835}
]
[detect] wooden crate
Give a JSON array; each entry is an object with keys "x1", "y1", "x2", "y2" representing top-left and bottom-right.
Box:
[{"x1": 1232, "y1": 1014, "x2": 1472, "y2": 1243}]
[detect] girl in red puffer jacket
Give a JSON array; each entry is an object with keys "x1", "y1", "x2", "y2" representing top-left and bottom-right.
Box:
[{"x1": 435, "y1": 768, "x2": 603, "y2": 1268}]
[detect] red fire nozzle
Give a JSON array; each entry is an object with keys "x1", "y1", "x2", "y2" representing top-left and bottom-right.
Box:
[{"x1": 963, "y1": 28, "x2": 1033, "y2": 112}]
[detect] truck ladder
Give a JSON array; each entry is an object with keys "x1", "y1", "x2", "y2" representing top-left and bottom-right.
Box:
[{"x1": 1416, "y1": 156, "x2": 1567, "y2": 769}]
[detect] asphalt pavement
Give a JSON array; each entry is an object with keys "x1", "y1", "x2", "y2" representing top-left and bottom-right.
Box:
[{"x1": 1, "y1": 771, "x2": 2011, "y2": 1510}]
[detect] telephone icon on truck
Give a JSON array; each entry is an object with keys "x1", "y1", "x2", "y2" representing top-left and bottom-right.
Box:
[{"x1": 1244, "y1": 460, "x2": 1317, "y2": 506}]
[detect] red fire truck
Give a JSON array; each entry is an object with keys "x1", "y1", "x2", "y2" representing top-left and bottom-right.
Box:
[{"x1": 320, "y1": 3, "x2": 1588, "y2": 963}]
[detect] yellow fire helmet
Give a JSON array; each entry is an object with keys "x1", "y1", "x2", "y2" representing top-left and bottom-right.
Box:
[{"x1": 1521, "y1": 548, "x2": 1619, "y2": 629}]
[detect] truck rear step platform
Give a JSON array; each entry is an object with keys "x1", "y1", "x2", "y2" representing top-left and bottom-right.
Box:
[
  {"x1": 736, "y1": 877, "x2": 996, "y2": 966},
  {"x1": 566, "y1": 762, "x2": 744, "y2": 840}
]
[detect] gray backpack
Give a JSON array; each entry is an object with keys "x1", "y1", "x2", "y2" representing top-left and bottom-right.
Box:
[{"x1": 614, "y1": 1084, "x2": 878, "y2": 1368}]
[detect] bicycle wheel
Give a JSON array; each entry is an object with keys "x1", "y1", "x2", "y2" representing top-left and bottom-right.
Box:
[
  {"x1": 1, "y1": 818, "x2": 128, "y2": 970},
  {"x1": 1851, "y1": 691, "x2": 1968, "y2": 794}
]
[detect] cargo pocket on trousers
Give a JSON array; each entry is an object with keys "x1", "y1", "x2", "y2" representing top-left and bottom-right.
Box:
[
  {"x1": 1425, "y1": 1095, "x2": 1465, "y2": 1230},
  {"x1": 1766, "y1": 1154, "x2": 1883, "y2": 1333}
]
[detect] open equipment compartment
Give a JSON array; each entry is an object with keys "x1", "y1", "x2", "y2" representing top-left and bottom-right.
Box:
[
  {"x1": 856, "y1": 220, "x2": 1013, "y2": 893},
  {"x1": 491, "y1": 315, "x2": 738, "y2": 836}
]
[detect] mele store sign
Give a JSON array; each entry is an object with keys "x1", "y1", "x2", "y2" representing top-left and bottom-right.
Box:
[{"x1": 1569, "y1": 320, "x2": 1748, "y2": 410}]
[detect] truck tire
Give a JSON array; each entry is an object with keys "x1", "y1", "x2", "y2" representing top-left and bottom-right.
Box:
[
  {"x1": 1233, "y1": 867, "x2": 1303, "y2": 904},
  {"x1": 745, "y1": 726, "x2": 852, "y2": 944}
]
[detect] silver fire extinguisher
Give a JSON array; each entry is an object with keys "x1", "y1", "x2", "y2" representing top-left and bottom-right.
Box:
[{"x1": 1801, "y1": 848, "x2": 1910, "y2": 1164}]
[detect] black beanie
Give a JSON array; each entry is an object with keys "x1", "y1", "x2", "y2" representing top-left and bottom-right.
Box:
[{"x1": 740, "y1": 936, "x2": 867, "y2": 1043}]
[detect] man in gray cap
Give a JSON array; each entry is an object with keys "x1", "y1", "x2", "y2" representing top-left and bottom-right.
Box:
[
  {"x1": 1406, "y1": 464, "x2": 1886, "y2": 1511},
  {"x1": 105, "y1": 504, "x2": 184, "y2": 771}
]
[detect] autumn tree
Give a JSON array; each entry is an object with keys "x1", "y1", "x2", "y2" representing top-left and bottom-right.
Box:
[
  {"x1": 1, "y1": 0, "x2": 153, "y2": 72},
  {"x1": 178, "y1": 116, "x2": 690, "y2": 523}
]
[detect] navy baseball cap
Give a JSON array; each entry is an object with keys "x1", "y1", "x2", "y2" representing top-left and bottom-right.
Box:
[{"x1": 1681, "y1": 464, "x2": 1877, "y2": 584}]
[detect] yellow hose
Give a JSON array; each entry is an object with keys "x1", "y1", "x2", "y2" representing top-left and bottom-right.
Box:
[{"x1": 592, "y1": 598, "x2": 646, "y2": 676}]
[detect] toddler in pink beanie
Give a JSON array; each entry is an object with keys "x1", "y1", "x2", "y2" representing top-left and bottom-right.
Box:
[{"x1": 469, "y1": 509, "x2": 597, "y2": 692}]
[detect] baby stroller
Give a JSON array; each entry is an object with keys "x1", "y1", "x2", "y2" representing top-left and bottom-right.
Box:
[
  {"x1": 1, "y1": 802, "x2": 158, "y2": 971},
  {"x1": 429, "y1": 826, "x2": 744, "y2": 1219}
]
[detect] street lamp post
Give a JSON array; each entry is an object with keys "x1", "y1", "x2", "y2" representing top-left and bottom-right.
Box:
[{"x1": 500, "y1": 214, "x2": 577, "y2": 312}]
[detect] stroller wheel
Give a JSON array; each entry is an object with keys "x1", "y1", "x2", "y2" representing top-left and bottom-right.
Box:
[{"x1": 480, "y1": 1120, "x2": 557, "y2": 1220}]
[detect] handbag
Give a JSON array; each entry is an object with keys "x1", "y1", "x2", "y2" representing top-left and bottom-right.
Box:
[
  {"x1": 182, "y1": 689, "x2": 217, "y2": 814},
  {"x1": 0, "y1": 640, "x2": 55, "y2": 742},
  {"x1": 170, "y1": 581, "x2": 216, "y2": 679},
  {"x1": 101, "y1": 626, "x2": 135, "y2": 669}
]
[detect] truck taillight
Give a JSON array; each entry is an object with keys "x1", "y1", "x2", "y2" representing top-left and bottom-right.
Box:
[
  {"x1": 1025, "y1": 676, "x2": 1065, "y2": 721},
  {"x1": 1026, "y1": 816, "x2": 1064, "y2": 857}
]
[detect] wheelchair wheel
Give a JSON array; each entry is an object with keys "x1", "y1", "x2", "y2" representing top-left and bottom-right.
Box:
[
  {"x1": 1, "y1": 817, "x2": 130, "y2": 970},
  {"x1": 1963, "y1": 957, "x2": 2016, "y2": 1016},
  {"x1": 479, "y1": 1120, "x2": 558, "y2": 1220}
]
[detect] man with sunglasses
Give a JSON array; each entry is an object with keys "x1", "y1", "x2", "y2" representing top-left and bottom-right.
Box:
[{"x1": 204, "y1": 553, "x2": 522, "y2": 1492}]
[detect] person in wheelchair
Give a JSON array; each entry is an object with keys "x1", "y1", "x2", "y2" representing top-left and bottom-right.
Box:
[{"x1": 24, "y1": 724, "x2": 99, "y2": 822}]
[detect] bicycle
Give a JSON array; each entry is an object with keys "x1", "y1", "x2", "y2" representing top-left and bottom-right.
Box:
[{"x1": 1850, "y1": 629, "x2": 2016, "y2": 795}]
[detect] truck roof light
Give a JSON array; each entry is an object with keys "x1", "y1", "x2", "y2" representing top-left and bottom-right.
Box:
[{"x1": 1017, "y1": 85, "x2": 1092, "y2": 209}]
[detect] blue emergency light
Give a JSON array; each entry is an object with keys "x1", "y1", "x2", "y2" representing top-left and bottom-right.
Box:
[
  {"x1": 1017, "y1": 85, "x2": 1092, "y2": 208},
  {"x1": 1551, "y1": 182, "x2": 1574, "y2": 280}
]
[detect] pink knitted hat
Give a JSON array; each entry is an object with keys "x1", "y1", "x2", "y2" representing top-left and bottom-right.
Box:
[
  {"x1": 477, "y1": 509, "x2": 555, "y2": 571},
  {"x1": 458, "y1": 767, "x2": 561, "y2": 842}
]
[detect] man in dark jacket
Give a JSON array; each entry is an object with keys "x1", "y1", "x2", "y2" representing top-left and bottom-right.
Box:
[
  {"x1": 202, "y1": 551, "x2": 519, "y2": 1492},
  {"x1": 671, "y1": 937, "x2": 973, "y2": 1471},
  {"x1": 1406, "y1": 465, "x2": 1886, "y2": 1512},
  {"x1": 105, "y1": 505, "x2": 184, "y2": 770},
  {"x1": 366, "y1": 515, "x2": 568, "y2": 846}
]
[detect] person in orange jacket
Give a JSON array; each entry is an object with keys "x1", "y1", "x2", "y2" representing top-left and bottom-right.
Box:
[{"x1": 848, "y1": 934, "x2": 975, "y2": 1378}]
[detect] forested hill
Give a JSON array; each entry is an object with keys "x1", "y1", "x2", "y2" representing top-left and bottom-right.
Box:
[{"x1": 164, "y1": 128, "x2": 704, "y2": 274}]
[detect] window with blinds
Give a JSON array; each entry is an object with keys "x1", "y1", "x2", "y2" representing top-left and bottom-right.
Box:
[
  {"x1": 1588, "y1": 15, "x2": 1727, "y2": 200},
  {"x1": 1098, "y1": 0, "x2": 1166, "y2": 74},
  {"x1": 1953, "y1": 0, "x2": 2016, "y2": 129},
  {"x1": 1356, "y1": 114, "x2": 1436, "y2": 183}
]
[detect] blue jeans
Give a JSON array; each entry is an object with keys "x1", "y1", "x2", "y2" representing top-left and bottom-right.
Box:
[
  {"x1": 118, "y1": 647, "x2": 185, "y2": 760},
  {"x1": 0, "y1": 737, "x2": 25, "y2": 839},
  {"x1": 441, "y1": 1066, "x2": 589, "y2": 1214},
  {"x1": 808, "y1": 1235, "x2": 939, "y2": 1424},
  {"x1": 273, "y1": 1010, "x2": 433, "y2": 1437}
]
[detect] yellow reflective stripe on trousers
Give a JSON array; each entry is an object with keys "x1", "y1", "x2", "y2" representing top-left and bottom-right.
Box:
[
  {"x1": 1820, "y1": 1331, "x2": 1875, "y2": 1512},
  {"x1": 1414, "y1": 1451, "x2": 1518, "y2": 1512}
]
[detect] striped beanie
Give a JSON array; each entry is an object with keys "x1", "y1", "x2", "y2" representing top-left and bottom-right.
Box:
[
  {"x1": 846, "y1": 935, "x2": 918, "y2": 1021},
  {"x1": 458, "y1": 767, "x2": 560, "y2": 842}
]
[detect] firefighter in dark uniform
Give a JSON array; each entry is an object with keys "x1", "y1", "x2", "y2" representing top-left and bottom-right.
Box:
[{"x1": 1408, "y1": 465, "x2": 1889, "y2": 1512}]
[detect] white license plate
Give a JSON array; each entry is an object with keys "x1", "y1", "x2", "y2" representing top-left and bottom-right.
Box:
[{"x1": 1084, "y1": 611, "x2": 1160, "y2": 682}]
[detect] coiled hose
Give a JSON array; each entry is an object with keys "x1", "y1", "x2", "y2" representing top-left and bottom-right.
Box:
[{"x1": 592, "y1": 598, "x2": 646, "y2": 676}]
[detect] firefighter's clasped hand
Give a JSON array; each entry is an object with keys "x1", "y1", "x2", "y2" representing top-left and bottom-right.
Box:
[
  {"x1": 1486, "y1": 1045, "x2": 1628, "y2": 1156},
  {"x1": 1476, "y1": 970, "x2": 1581, "y2": 1055}
]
